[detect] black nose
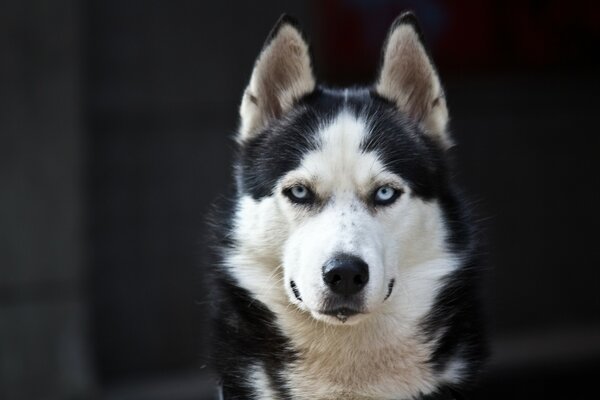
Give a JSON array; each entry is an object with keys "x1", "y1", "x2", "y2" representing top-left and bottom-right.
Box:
[{"x1": 322, "y1": 254, "x2": 369, "y2": 296}]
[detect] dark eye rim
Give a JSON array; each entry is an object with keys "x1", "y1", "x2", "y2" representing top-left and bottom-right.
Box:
[
  {"x1": 283, "y1": 185, "x2": 315, "y2": 205},
  {"x1": 372, "y1": 185, "x2": 403, "y2": 206}
]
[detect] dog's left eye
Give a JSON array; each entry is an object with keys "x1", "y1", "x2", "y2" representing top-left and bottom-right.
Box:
[
  {"x1": 284, "y1": 185, "x2": 314, "y2": 204},
  {"x1": 373, "y1": 186, "x2": 401, "y2": 206}
]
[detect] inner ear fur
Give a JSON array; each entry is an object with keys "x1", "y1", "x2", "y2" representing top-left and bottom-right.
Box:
[
  {"x1": 376, "y1": 12, "x2": 451, "y2": 149},
  {"x1": 238, "y1": 15, "x2": 315, "y2": 142}
]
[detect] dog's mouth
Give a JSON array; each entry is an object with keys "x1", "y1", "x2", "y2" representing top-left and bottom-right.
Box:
[
  {"x1": 290, "y1": 278, "x2": 396, "y2": 324},
  {"x1": 318, "y1": 307, "x2": 362, "y2": 323},
  {"x1": 317, "y1": 294, "x2": 366, "y2": 323}
]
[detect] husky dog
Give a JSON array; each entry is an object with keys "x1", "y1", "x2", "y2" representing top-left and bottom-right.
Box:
[{"x1": 210, "y1": 12, "x2": 486, "y2": 400}]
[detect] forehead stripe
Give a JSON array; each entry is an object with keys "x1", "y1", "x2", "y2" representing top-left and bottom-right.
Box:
[{"x1": 238, "y1": 89, "x2": 440, "y2": 200}]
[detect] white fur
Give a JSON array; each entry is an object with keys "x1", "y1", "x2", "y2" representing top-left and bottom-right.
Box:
[
  {"x1": 279, "y1": 112, "x2": 391, "y2": 322},
  {"x1": 249, "y1": 363, "x2": 278, "y2": 400},
  {"x1": 225, "y1": 111, "x2": 462, "y2": 399},
  {"x1": 438, "y1": 357, "x2": 467, "y2": 384}
]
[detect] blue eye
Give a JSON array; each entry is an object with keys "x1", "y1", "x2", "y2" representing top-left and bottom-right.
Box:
[
  {"x1": 285, "y1": 185, "x2": 314, "y2": 204},
  {"x1": 290, "y1": 185, "x2": 308, "y2": 199},
  {"x1": 373, "y1": 186, "x2": 401, "y2": 205}
]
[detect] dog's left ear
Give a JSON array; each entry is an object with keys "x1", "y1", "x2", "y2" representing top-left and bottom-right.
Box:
[
  {"x1": 376, "y1": 12, "x2": 451, "y2": 149},
  {"x1": 238, "y1": 15, "x2": 315, "y2": 142}
]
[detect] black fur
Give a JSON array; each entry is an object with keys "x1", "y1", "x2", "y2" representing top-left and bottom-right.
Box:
[{"x1": 211, "y1": 272, "x2": 296, "y2": 400}]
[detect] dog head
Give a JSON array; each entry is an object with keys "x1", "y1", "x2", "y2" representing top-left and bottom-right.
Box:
[{"x1": 228, "y1": 14, "x2": 460, "y2": 326}]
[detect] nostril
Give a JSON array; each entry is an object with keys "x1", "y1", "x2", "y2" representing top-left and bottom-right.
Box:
[{"x1": 354, "y1": 274, "x2": 366, "y2": 285}]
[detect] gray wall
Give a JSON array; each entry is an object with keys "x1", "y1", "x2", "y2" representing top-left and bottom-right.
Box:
[{"x1": 0, "y1": 0, "x2": 94, "y2": 398}]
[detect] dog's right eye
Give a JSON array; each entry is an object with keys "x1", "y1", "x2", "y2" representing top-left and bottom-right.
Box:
[{"x1": 284, "y1": 185, "x2": 314, "y2": 204}]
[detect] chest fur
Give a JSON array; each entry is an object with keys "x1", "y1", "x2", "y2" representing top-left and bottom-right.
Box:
[{"x1": 274, "y1": 309, "x2": 439, "y2": 400}]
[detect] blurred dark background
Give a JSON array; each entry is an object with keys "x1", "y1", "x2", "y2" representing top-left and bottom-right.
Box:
[{"x1": 1, "y1": 0, "x2": 599, "y2": 399}]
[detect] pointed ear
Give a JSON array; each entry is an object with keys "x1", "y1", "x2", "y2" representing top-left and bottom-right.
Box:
[
  {"x1": 238, "y1": 15, "x2": 315, "y2": 142},
  {"x1": 376, "y1": 12, "x2": 451, "y2": 149}
]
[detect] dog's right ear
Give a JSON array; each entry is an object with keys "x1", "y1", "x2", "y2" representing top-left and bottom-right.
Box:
[{"x1": 238, "y1": 15, "x2": 316, "y2": 142}]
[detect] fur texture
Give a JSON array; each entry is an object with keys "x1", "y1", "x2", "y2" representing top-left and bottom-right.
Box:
[{"x1": 209, "y1": 13, "x2": 486, "y2": 400}]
